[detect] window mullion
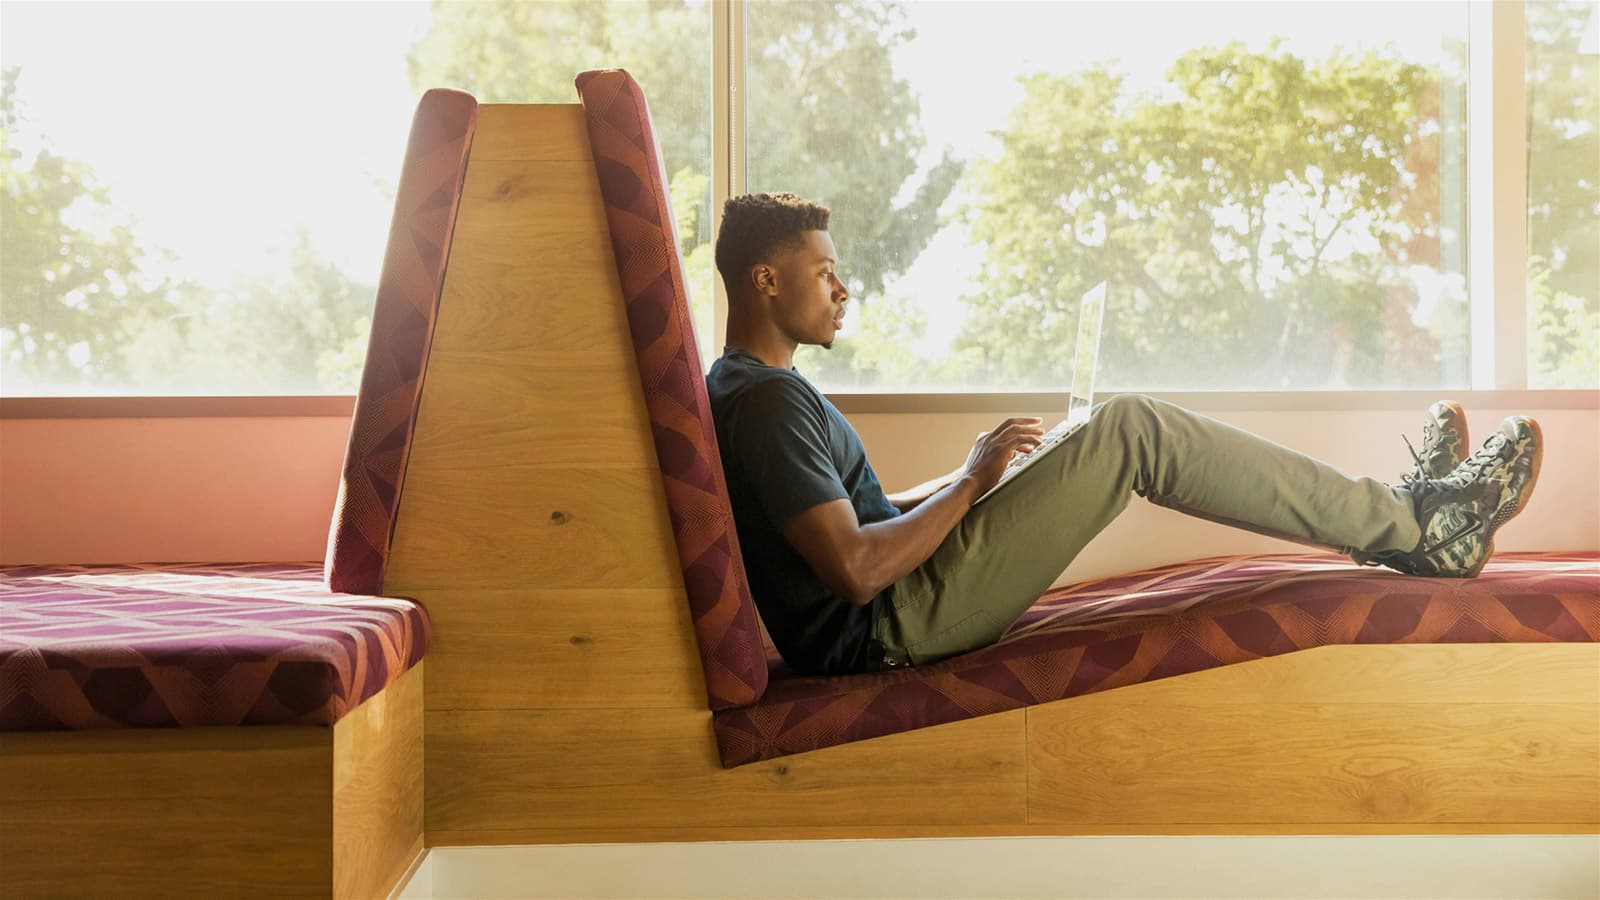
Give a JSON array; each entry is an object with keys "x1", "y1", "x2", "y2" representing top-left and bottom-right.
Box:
[
  {"x1": 711, "y1": 0, "x2": 746, "y2": 360},
  {"x1": 1469, "y1": 0, "x2": 1530, "y2": 390}
]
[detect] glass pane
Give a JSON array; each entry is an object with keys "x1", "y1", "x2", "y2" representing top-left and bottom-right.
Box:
[
  {"x1": 745, "y1": 0, "x2": 1470, "y2": 391},
  {"x1": 0, "y1": 0, "x2": 713, "y2": 396},
  {"x1": 1527, "y1": 0, "x2": 1600, "y2": 389}
]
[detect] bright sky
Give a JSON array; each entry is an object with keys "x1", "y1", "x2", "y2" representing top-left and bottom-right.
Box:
[
  {"x1": 2, "y1": 0, "x2": 435, "y2": 287},
  {"x1": 2, "y1": 0, "x2": 1468, "y2": 353}
]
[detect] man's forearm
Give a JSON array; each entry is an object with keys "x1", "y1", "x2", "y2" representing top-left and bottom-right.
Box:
[
  {"x1": 886, "y1": 467, "x2": 962, "y2": 513},
  {"x1": 847, "y1": 475, "x2": 980, "y2": 603}
]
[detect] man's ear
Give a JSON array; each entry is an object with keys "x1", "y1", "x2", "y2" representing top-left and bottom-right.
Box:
[{"x1": 749, "y1": 263, "x2": 778, "y2": 298}]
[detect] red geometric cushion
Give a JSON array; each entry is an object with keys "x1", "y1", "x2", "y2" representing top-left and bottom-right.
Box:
[
  {"x1": 711, "y1": 552, "x2": 1600, "y2": 767},
  {"x1": 324, "y1": 88, "x2": 477, "y2": 596},
  {"x1": 574, "y1": 69, "x2": 768, "y2": 711},
  {"x1": 0, "y1": 562, "x2": 429, "y2": 731}
]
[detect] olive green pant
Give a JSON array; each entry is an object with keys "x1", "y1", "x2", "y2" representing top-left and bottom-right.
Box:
[{"x1": 873, "y1": 393, "x2": 1421, "y2": 667}]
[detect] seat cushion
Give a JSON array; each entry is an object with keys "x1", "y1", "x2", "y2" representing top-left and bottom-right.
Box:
[
  {"x1": 711, "y1": 551, "x2": 1600, "y2": 767},
  {"x1": 0, "y1": 562, "x2": 429, "y2": 731}
]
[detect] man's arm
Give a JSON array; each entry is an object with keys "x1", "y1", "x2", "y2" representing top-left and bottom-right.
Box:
[
  {"x1": 779, "y1": 417, "x2": 1044, "y2": 606},
  {"x1": 885, "y1": 468, "x2": 961, "y2": 513}
]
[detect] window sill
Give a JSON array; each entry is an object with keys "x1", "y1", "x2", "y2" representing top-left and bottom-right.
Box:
[{"x1": 1, "y1": 389, "x2": 1596, "y2": 419}]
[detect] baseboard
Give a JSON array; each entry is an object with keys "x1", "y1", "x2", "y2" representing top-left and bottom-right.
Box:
[{"x1": 395, "y1": 834, "x2": 1600, "y2": 899}]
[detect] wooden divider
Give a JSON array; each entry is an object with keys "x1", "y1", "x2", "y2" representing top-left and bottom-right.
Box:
[
  {"x1": 0, "y1": 662, "x2": 424, "y2": 898},
  {"x1": 391, "y1": 103, "x2": 1600, "y2": 844}
]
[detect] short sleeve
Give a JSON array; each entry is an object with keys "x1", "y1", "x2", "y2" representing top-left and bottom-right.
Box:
[{"x1": 729, "y1": 375, "x2": 849, "y2": 529}]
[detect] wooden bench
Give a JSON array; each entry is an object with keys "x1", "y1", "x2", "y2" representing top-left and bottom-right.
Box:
[
  {"x1": 4, "y1": 70, "x2": 1594, "y2": 900},
  {"x1": 0, "y1": 563, "x2": 427, "y2": 897},
  {"x1": 372, "y1": 70, "x2": 1600, "y2": 845}
]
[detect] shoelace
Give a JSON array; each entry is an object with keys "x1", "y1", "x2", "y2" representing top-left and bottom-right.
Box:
[
  {"x1": 1401, "y1": 430, "x2": 1511, "y2": 501},
  {"x1": 1447, "y1": 432, "x2": 1511, "y2": 487},
  {"x1": 1400, "y1": 434, "x2": 1426, "y2": 482}
]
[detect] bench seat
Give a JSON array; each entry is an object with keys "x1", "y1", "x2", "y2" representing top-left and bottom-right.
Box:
[
  {"x1": 714, "y1": 551, "x2": 1600, "y2": 766},
  {"x1": 563, "y1": 70, "x2": 1600, "y2": 775},
  {"x1": 0, "y1": 562, "x2": 429, "y2": 731}
]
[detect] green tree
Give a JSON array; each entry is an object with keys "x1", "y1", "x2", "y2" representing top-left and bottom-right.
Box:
[
  {"x1": 120, "y1": 226, "x2": 377, "y2": 394},
  {"x1": 955, "y1": 41, "x2": 1454, "y2": 390},
  {"x1": 407, "y1": 0, "x2": 959, "y2": 382},
  {"x1": 1526, "y1": 0, "x2": 1599, "y2": 388},
  {"x1": 2, "y1": 63, "x2": 375, "y2": 395},
  {"x1": 1, "y1": 65, "x2": 182, "y2": 392},
  {"x1": 744, "y1": 1, "x2": 962, "y2": 385},
  {"x1": 407, "y1": 0, "x2": 719, "y2": 365}
]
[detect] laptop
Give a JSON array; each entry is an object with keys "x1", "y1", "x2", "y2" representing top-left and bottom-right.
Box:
[{"x1": 972, "y1": 280, "x2": 1107, "y2": 506}]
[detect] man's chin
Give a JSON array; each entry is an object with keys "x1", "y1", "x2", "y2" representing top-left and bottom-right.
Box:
[{"x1": 821, "y1": 339, "x2": 833, "y2": 351}]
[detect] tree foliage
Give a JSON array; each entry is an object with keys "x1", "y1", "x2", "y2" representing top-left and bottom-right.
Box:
[
  {"x1": 407, "y1": 0, "x2": 958, "y2": 380},
  {"x1": 1526, "y1": 0, "x2": 1600, "y2": 388},
  {"x1": 1, "y1": 66, "x2": 180, "y2": 389},
  {"x1": 1, "y1": 64, "x2": 375, "y2": 394},
  {"x1": 1, "y1": 3, "x2": 1593, "y2": 394},
  {"x1": 954, "y1": 41, "x2": 1454, "y2": 390}
]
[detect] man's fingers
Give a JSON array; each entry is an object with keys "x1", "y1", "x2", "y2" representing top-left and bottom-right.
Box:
[{"x1": 996, "y1": 421, "x2": 1046, "y2": 439}]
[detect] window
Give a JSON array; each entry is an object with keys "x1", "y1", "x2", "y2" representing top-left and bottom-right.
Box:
[
  {"x1": 1, "y1": 1, "x2": 1590, "y2": 398},
  {"x1": 0, "y1": 0, "x2": 713, "y2": 396},
  {"x1": 1526, "y1": 0, "x2": 1600, "y2": 388},
  {"x1": 747, "y1": 0, "x2": 1472, "y2": 390}
]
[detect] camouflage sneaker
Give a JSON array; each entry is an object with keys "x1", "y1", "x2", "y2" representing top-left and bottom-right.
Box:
[
  {"x1": 1404, "y1": 400, "x2": 1471, "y2": 484},
  {"x1": 1354, "y1": 416, "x2": 1543, "y2": 578}
]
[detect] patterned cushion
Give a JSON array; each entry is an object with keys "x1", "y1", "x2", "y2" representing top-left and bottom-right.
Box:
[
  {"x1": 0, "y1": 563, "x2": 429, "y2": 731},
  {"x1": 712, "y1": 552, "x2": 1600, "y2": 767},
  {"x1": 324, "y1": 88, "x2": 477, "y2": 597},
  {"x1": 574, "y1": 68, "x2": 767, "y2": 711}
]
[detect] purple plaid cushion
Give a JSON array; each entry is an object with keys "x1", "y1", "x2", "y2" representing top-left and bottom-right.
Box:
[{"x1": 0, "y1": 562, "x2": 429, "y2": 731}]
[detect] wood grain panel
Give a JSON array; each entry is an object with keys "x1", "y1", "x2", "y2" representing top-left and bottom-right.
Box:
[
  {"x1": 429, "y1": 147, "x2": 628, "y2": 357},
  {"x1": 423, "y1": 244, "x2": 634, "y2": 354},
  {"x1": 394, "y1": 351, "x2": 656, "y2": 469},
  {"x1": 1076, "y1": 643, "x2": 1600, "y2": 705},
  {"x1": 1026, "y1": 644, "x2": 1600, "y2": 826},
  {"x1": 384, "y1": 464, "x2": 679, "y2": 591},
  {"x1": 453, "y1": 160, "x2": 614, "y2": 234},
  {"x1": 419, "y1": 588, "x2": 705, "y2": 710},
  {"x1": 471, "y1": 104, "x2": 592, "y2": 161},
  {"x1": 333, "y1": 663, "x2": 425, "y2": 900},
  {"x1": 425, "y1": 708, "x2": 1027, "y2": 832},
  {"x1": 1028, "y1": 700, "x2": 1600, "y2": 826},
  {"x1": 0, "y1": 726, "x2": 332, "y2": 898}
]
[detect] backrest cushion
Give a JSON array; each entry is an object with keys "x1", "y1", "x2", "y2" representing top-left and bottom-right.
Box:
[
  {"x1": 325, "y1": 89, "x2": 477, "y2": 595},
  {"x1": 575, "y1": 69, "x2": 768, "y2": 709}
]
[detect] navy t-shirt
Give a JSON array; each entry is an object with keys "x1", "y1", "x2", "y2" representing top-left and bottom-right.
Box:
[{"x1": 706, "y1": 347, "x2": 900, "y2": 675}]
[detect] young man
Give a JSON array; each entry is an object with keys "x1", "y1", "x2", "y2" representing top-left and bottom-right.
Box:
[{"x1": 705, "y1": 192, "x2": 1543, "y2": 677}]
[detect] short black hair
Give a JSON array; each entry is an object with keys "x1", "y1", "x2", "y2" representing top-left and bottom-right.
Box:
[{"x1": 714, "y1": 192, "x2": 831, "y2": 298}]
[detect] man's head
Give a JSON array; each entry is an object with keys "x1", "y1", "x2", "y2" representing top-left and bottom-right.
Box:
[{"x1": 715, "y1": 192, "x2": 848, "y2": 350}]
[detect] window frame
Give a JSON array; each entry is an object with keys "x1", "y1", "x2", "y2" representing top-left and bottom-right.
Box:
[{"x1": 3, "y1": 1, "x2": 1590, "y2": 416}]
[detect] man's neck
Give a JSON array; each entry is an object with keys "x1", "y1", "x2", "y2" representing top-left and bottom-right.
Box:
[{"x1": 724, "y1": 317, "x2": 797, "y2": 370}]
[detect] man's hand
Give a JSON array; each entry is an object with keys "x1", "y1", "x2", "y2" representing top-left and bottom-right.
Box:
[
  {"x1": 960, "y1": 417, "x2": 1045, "y2": 497},
  {"x1": 778, "y1": 416, "x2": 1044, "y2": 606}
]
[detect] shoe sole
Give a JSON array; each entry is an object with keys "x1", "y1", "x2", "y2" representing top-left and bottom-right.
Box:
[
  {"x1": 1461, "y1": 416, "x2": 1543, "y2": 578},
  {"x1": 1431, "y1": 400, "x2": 1469, "y2": 477}
]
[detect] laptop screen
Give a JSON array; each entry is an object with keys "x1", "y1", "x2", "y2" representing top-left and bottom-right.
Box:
[{"x1": 1067, "y1": 281, "x2": 1107, "y2": 424}]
